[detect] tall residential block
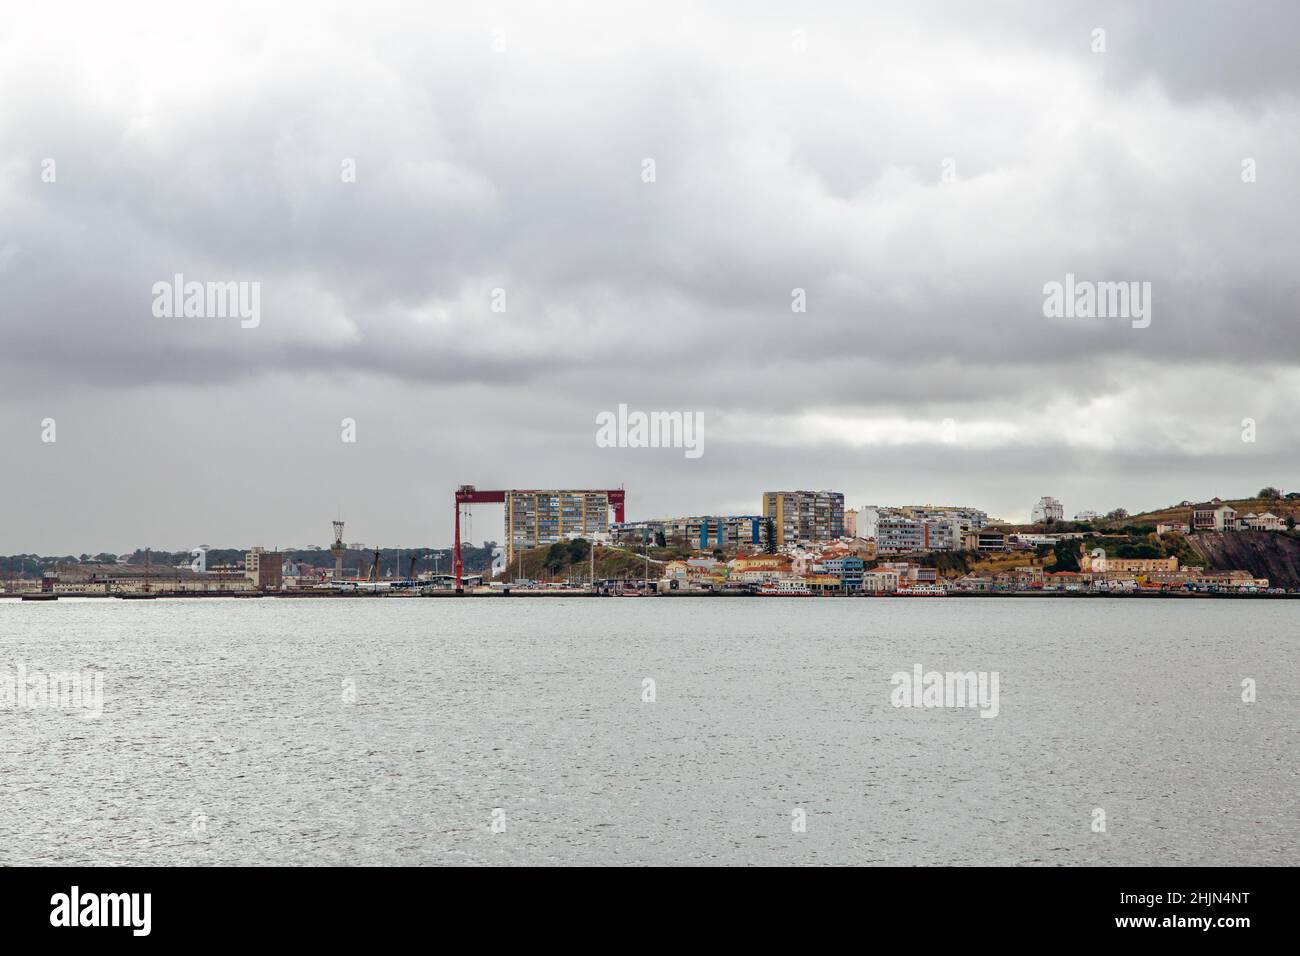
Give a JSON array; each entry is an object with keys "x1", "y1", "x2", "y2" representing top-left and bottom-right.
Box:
[
  {"x1": 504, "y1": 490, "x2": 613, "y2": 564},
  {"x1": 761, "y1": 490, "x2": 845, "y2": 546}
]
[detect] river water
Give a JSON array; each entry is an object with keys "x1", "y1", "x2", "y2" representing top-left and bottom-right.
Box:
[{"x1": 1, "y1": 597, "x2": 1295, "y2": 865}]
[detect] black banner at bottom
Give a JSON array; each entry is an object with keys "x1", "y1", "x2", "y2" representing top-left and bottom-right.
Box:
[{"x1": 0, "y1": 866, "x2": 1281, "y2": 943}]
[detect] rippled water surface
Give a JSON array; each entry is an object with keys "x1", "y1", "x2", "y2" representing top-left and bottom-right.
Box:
[{"x1": 1, "y1": 597, "x2": 1295, "y2": 865}]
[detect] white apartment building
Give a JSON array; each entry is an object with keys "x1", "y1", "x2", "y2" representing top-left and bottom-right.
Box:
[
  {"x1": 875, "y1": 513, "x2": 964, "y2": 553},
  {"x1": 896, "y1": 505, "x2": 989, "y2": 531},
  {"x1": 1031, "y1": 496, "x2": 1064, "y2": 523},
  {"x1": 1192, "y1": 502, "x2": 1237, "y2": 532},
  {"x1": 1238, "y1": 511, "x2": 1285, "y2": 531},
  {"x1": 855, "y1": 507, "x2": 880, "y2": 540},
  {"x1": 876, "y1": 514, "x2": 926, "y2": 552}
]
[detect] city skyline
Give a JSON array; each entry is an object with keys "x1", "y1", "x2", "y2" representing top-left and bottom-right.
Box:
[
  {"x1": 3, "y1": 2, "x2": 1298, "y2": 553},
  {"x1": 3, "y1": 482, "x2": 1291, "y2": 556}
]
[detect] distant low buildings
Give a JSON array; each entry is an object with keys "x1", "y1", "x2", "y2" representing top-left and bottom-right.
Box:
[
  {"x1": 43, "y1": 563, "x2": 255, "y2": 594},
  {"x1": 894, "y1": 505, "x2": 989, "y2": 530},
  {"x1": 1239, "y1": 512, "x2": 1285, "y2": 531},
  {"x1": 1150, "y1": 569, "x2": 1269, "y2": 589},
  {"x1": 1182, "y1": 501, "x2": 1287, "y2": 533},
  {"x1": 612, "y1": 515, "x2": 768, "y2": 549},
  {"x1": 1080, "y1": 552, "x2": 1178, "y2": 574}
]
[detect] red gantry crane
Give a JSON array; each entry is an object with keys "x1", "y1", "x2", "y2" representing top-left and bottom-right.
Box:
[{"x1": 453, "y1": 485, "x2": 626, "y2": 592}]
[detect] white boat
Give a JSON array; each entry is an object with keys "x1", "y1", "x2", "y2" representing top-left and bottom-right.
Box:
[
  {"x1": 757, "y1": 580, "x2": 813, "y2": 596},
  {"x1": 895, "y1": 584, "x2": 947, "y2": 596}
]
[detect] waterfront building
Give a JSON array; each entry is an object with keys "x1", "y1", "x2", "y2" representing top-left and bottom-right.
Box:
[
  {"x1": 805, "y1": 573, "x2": 842, "y2": 594},
  {"x1": 952, "y1": 573, "x2": 996, "y2": 592},
  {"x1": 861, "y1": 569, "x2": 900, "y2": 593},
  {"x1": 811, "y1": 554, "x2": 864, "y2": 591},
  {"x1": 878, "y1": 562, "x2": 938, "y2": 585},
  {"x1": 761, "y1": 490, "x2": 845, "y2": 546},
  {"x1": 245, "y1": 547, "x2": 284, "y2": 590},
  {"x1": 727, "y1": 554, "x2": 794, "y2": 585},
  {"x1": 43, "y1": 563, "x2": 255, "y2": 594},
  {"x1": 1080, "y1": 553, "x2": 1178, "y2": 574},
  {"x1": 1043, "y1": 571, "x2": 1086, "y2": 591},
  {"x1": 1148, "y1": 569, "x2": 1269, "y2": 589}
]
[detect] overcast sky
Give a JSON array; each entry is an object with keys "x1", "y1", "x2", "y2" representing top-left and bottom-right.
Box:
[{"x1": 2, "y1": 0, "x2": 1297, "y2": 553}]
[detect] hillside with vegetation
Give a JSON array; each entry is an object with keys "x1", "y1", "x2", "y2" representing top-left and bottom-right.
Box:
[
  {"x1": 1119, "y1": 488, "x2": 1300, "y2": 529},
  {"x1": 497, "y1": 539, "x2": 668, "y2": 583},
  {"x1": 893, "y1": 527, "x2": 1210, "y2": 580}
]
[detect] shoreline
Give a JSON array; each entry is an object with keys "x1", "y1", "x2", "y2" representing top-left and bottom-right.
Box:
[{"x1": 4, "y1": 589, "x2": 1297, "y2": 600}]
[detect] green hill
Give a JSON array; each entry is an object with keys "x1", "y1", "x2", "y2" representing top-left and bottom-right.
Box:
[{"x1": 497, "y1": 539, "x2": 669, "y2": 583}]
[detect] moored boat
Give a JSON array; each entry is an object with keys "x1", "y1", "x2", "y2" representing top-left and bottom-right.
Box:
[
  {"x1": 757, "y1": 580, "x2": 813, "y2": 596},
  {"x1": 895, "y1": 584, "x2": 947, "y2": 596}
]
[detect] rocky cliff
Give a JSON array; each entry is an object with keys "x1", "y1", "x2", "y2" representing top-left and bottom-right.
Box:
[{"x1": 1187, "y1": 531, "x2": 1300, "y2": 589}]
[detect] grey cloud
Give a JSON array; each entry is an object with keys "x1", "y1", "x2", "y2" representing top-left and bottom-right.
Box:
[{"x1": 0, "y1": 1, "x2": 1296, "y2": 550}]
